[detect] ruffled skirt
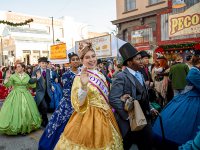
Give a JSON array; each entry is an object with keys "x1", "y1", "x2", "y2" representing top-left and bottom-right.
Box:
[{"x1": 54, "y1": 106, "x2": 123, "y2": 150}]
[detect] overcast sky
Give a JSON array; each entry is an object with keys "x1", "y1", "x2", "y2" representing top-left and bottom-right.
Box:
[{"x1": 0, "y1": 0, "x2": 117, "y2": 32}]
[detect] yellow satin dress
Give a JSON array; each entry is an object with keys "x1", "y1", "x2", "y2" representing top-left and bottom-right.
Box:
[{"x1": 55, "y1": 71, "x2": 123, "y2": 150}]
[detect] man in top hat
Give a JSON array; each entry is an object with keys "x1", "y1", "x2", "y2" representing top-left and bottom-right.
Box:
[
  {"x1": 29, "y1": 57, "x2": 53, "y2": 127},
  {"x1": 140, "y1": 51, "x2": 153, "y2": 87},
  {"x1": 109, "y1": 43, "x2": 153, "y2": 150}
]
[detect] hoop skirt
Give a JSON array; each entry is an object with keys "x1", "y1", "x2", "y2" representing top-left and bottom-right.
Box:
[
  {"x1": 153, "y1": 67, "x2": 200, "y2": 145},
  {"x1": 38, "y1": 70, "x2": 76, "y2": 150},
  {"x1": 0, "y1": 73, "x2": 41, "y2": 135},
  {"x1": 54, "y1": 70, "x2": 123, "y2": 150}
]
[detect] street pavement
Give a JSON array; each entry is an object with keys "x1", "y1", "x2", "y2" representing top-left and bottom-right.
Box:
[
  {"x1": 0, "y1": 101, "x2": 45, "y2": 150},
  {"x1": 0, "y1": 101, "x2": 138, "y2": 150}
]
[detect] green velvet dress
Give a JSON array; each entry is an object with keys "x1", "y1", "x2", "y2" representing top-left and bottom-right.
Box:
[{"x1": 0, "y1": 73, "x2": 41, "y2": 135}]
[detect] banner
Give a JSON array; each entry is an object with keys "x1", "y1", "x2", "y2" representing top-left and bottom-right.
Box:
[
  {"x1": 169, "y1": 2, "x2": 200, "y2": 37},
  {"x1": 75, "y1": 34, "x2": 112, "y2": 58},
  {"x1": 50, "y1": 43, "x2": 67, "y2": 60}
]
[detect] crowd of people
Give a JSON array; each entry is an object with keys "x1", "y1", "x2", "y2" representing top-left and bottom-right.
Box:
[{"x1": 0, "y1": 42, "x2": 199, "y2": 150}]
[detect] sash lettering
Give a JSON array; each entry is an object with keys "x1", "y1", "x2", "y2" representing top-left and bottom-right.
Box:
[{"x1": 87, "y1": 71, "x2": 109, "y2": 103}]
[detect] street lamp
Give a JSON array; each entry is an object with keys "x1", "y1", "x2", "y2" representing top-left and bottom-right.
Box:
[{"x1": 50, "y1": 17, "x2": 55, "y2": 44}]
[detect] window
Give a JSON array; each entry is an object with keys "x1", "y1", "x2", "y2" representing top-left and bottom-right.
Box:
[
  {"x1": 131, "y1": 28, "x2": 153, "y2": 44},
  {"x1": 125, "y1": 0, "x2": 136, "y2": 12},
  {"x1": 149, "y1": 0, "x2": 162, "y2": 5},
  {"x1": 123, "y1": 29, "x2": 129, "y2": 42}
]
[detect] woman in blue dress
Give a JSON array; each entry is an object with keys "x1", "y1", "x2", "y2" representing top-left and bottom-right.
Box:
[
  {"x1": 49, "y1": 67, "x2": 63, "y2": 111},
  {"x1": 179, "y1": 127, "x2": 200, "y2": 150},
  {"x1": 38, "y1": 52, "x2": 80, "y2": 150},
  {"x1": 152, "y1": 50, "x2": 200, "y2": 149}
]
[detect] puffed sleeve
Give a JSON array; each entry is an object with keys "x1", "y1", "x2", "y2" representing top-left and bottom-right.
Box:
[
  {"x1": 4, "y1": 75, "x2": 14, "y2": 87},
  {"x1": 71, "y1": 76, "x2": 89, "y2": 113}
]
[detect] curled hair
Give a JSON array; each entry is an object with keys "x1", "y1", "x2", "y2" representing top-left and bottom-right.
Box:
[
  {"x1": 159, "y1": 58, "x2": 168, "y2": 68},
  {"x1": 15, "y1": 62, "x2": 25, "y2": 69}
]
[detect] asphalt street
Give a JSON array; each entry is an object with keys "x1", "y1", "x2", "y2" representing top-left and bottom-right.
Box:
[{"x1": 0, "y1": 101, "x2": 138, "y2": 150}]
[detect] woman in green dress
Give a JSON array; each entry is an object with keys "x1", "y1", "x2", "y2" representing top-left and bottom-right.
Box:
[{"x1": 0, "y1": 62, "x2": 41, "y2": 135}]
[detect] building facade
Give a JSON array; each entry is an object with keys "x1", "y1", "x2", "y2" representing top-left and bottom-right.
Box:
[
  {"x1": 112, "y1": 0, "x2": 168, "y2": 55},
  {"x1": 112, "y1": 0, "x2": 200, "y2": 61},
  {"x1": 0, "y1": 11, "x2": 64, "y2": 65},
  {"x1": 156, "y1": 0, "x2": 200, "y2": 61},
  {"x1": 0, "y1": 12, "x2": 91, "y2": 66}
]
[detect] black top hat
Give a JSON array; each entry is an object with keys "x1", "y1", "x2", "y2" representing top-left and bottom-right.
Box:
[
  {"x1": 38, "y1": 57, "x2": 49, "y2": 63},
  {"x1": 140, "y1": 51, "x2": 151, "y2": 58},
  {"x1": 119, "y1": 43, "x2": 139, "y2": 65}
]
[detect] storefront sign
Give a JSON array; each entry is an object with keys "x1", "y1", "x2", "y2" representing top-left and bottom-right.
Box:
[
  {"x1": 75, "y1": 34, "x2": 112, "y2": 58},
  {"x1": 169, "y1": 2, "x2": 200, "y2": 37},
  {"x1": 50, "y1": 43, "x2": 67, "y2": 60}
]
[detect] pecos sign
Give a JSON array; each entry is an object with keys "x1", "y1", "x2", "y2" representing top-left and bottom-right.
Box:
[{"x1": 169, "y1": 2, "x2": 200, "y2": 37}]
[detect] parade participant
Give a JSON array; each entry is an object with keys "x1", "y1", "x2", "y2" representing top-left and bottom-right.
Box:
[
  {"x1": 2, "y1": 67, "x2": 8, "y2": 79},
  {"x1": 55, "y1": 64, "x2": 62, "y2": 83},
  {"x1": 0, "y1": 67, "x2": 10, "y2": 100},
  {"x1": 179, "y1": 127, "x2": 200, "y2": 150},
  {"x1": 153, "y1": 50, "x2": 200, "y2": 149},
  {"x1": 38, "y1": 52, "x2": 80, "y2": 150},
  {"x1": 0, "y1": 62, "x2": 41, "y2": 135},
  {"x1": 153, "y1": 55, "x2": 171, "y2": 104},
  {"x1": 0, "y1": 67, "x2": 2, "y2": 83},
  {"x1": 140, "y1": 51, "x2": 153, "y2": 88},
  {"x1": 113, "y1": 63, "x2": 122, "y2": 78},
  {"x1": 48, "y1": 64, "x2": 63, "y2": 111},
  {"x1": 54, "y1": 43, "x2": 123, "y2": 150},
  {"x1": 185, "y1": 55, "x2": 193, "y2": 70},
  {"x1": 26, "y1": 66, "x2": 33, "y2": 77},
  {"x1": 169, "y1": 55, "x2": 189, "y2": 96},
  {"x1": 29, "y1": 57, "x2": 53, "y2": 127},
  {"x1": 140, "y1": 51, "x2": 160, "y2": 112},
  {"x1": 109, "y1": 43, "x2": 153, "y2": 150}
]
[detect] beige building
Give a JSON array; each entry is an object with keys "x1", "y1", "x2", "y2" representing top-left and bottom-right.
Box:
[
  {"x1": 0, "y1": 11, "x2": 64, "y2": 65},
  {"x1": 112, "y1": 0, "x2": 168, "y2": 52}
]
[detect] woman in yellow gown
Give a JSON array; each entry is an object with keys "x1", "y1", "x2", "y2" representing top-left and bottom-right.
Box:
[{"x1": 55, "y1": 43, "x2": 123, "y2": 150}]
